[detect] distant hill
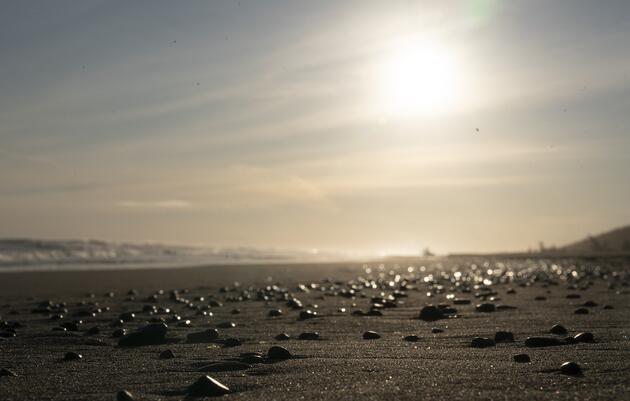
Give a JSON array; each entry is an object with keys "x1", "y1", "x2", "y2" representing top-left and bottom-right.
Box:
[{"x1": 561, "y1": 225, "x2": 630, "y2": 254}]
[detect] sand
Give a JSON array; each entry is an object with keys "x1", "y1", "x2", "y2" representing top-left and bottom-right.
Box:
[{"x1": 1, "y1": 258, "x2": 629, "y2": 400}]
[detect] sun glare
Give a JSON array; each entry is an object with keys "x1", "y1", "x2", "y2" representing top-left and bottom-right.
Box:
[{"x1": 379, "y1": 40, "x2": 461, "y2": 118}]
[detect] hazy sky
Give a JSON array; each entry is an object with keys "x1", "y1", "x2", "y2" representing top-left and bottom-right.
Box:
[{"x1": 1, "y1": 1, "x2": 629, "y2": 254}]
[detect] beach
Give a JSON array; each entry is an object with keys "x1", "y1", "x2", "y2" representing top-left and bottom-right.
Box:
[{"x1": 1, "y1": 258, "x2": 629, "y2": 400}]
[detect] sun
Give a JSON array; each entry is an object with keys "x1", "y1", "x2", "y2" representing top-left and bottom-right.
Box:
[{"x1": 379, "y1": 40, "x2": 461, "y2": 118}]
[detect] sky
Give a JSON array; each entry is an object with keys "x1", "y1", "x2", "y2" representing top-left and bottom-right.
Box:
[{"x1": 1, "y1": 0, "x2": 629, "y2": 254}]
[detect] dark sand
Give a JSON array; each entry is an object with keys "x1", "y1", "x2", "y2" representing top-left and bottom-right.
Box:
[{"x1": 1, "y1": 258, "x2": 629, "y2": 400}]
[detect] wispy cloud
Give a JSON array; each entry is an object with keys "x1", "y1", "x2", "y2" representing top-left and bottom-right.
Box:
[{"x1": 116, "y1": 200, "x2": 192, "y2": 209}]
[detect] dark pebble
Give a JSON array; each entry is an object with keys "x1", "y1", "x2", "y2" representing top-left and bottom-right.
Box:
[
  {"x1": 217, "y1": 321, "x2": 236, "y2": 328},
  {"x1": 550, "y1": 324, "x2": 568, "y2": 335},
  {"x1": 475, "y1": 303, "x2": 495, "y2": 313},
  {"x1": 363, "y1": 331, "x2": 381, "y2": 339},
  {"x1": 299, "y1": 310, "x2": 318, "y2": 320},
  {"x1": 453, "y1": 299, "x2": 471, "y2": 305},
  {"x1": 404, "y1": 335, "x2": 420, "y2": 342},
  {"x1": 431, "y1": 327, "x2": 444, "y2": 334},
  {"x1": 573, "y1": 332, "x2": 594, "y2": 343},
  {"x1": 118, "y1": 312, "x2": 135, "y2": 322},
  {"x1": 267, "y1": 345, "x2": 292, "y2": 360},
  {"x1": 118, "y1": 323, "x2": 168, "y2": 346},
  {"x1": 112, "y1": 328, "x2": 127, "y2": 338},
  {"x1": 187, "y1": 329, "x2": 220, "y2": 343},
  {"x1": 64, "y1": 352, "x2": 82, "y2": 361},
  {"x1": 188, "y1": 375, "x2": 231, "y2": 397},
  {"x1": 275, "y1": 333, "x2": 290, "y2": 341},
  {"x1": 603, "y1": 304, "x2": 614, "y2": 310},
  {"x1": 298, "y1": 332, "x2": 320, "y2": 340},
  {"x1": 513, "y1": 354, "x2": 531, "y2": 363},
  {"x1": 199, "y1": 361, "x2": 251, "y2": 372},
  {"x1": 418, "y1": 305, "x2": 444, "y2": 321},
  {"x1": 560, "y1": 361, "x2": 582, "y2": 376},
  {"x1": 268, "y1": 309, "x2": 283, "y2": 317},
  {"x1": 223, "y1": 337, "x2": 242, "y2": 347},
  {"x1": 159, "y1": 349, "x2": 175, "y2": 359},
  {"x1": 0, "y1": 368, "x2": 17, "y2": 377},
  {"x1": 582, "y1": 300, "x2": 598, "y2": 307},
  {"x1": 574, "y1": 308, "x2": 589, "y2": 315},
  {"x1": 116, "y1": 390, "x2": 135, "y2": 401},
  {"x1": 496, "y1": 304, "x2": 517, "y2": 310},
  {"x1": 471, "y1": 337, "x2": 495, "y2": 348},
  {"x1": 525, "y1": 337, "x2": 564, "y2": 347},
  {"x1": 494, "y1": 331, "x2": 514, "y2": 343}
]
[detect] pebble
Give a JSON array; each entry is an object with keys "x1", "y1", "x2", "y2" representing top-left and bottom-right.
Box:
[
  {"x1": 112, "y1": 328, "x2": 127, "y2": 338},
  {"x1": 475, "y1": 303, "x2": 495, "y2": 313},
  {"x1": 418, "y1": 305, "x2": 444, "y2": 321},
  {"x1": 299, "y1": 310, "x2": 318, "y2": 320},
  {"x1": 573, "y1": 332, "x2": 594, "y2": 343},
  {"x1": 471, "y1": 337, "x2": 495, "y2": 348},
  {"x1": 513, "y1": 354, "x2": 531, "y2": 363},
  {"x1": 560, "y1": 361, "x2": 582, "y2": 376},
  {"x1": 0, "y1": 368, "x2": 17, "y2": 377},
  {"x1": 159, "y1": 349, "x2": 175, "y2": 359},
  {"x1": 431, "y1": 327, "x2": 444, "y2": 334},
  {"x1": 118, "y1": 312, "x2": 135, "y2": 322},
  {"x1": 268, "y1": 309, "x2": 283, "y2": 317},
  {"x1": 118, "y1": 323, "x2": 168, "y2": 346},
  {"x1": 550, "y1": 324, "x2": 568, "y2": 335},
  {"x1": 188, "y1": 375, "x2": 231, "y2": 397},
  {"x1": 267, "y1": 346, "x2": 292, "y2": 360},
  {"x1": 217, "y1": 322, "x2": 236, "y2": 328},
  {"x1": 64, "y1": 352, "x2": 82, "y2": 361},
  {"x1": 275, "y1": 333, "x2": 290, "y2": 341},
  {"x1": 298, "y1": 332, "x2": 320, "y2": 340},
  {"x1": 525, "y1": 337, "x2": 564, "y2": 347},
  {"x1": 494, "y1": 331, "x2": 515, "y2": 343},
  {"x1": 453, "y1": 298, "x2": 471, "y2": 305},
  {"x1": 187, "y1": 329, "x2": 220, "y2": 343},
  {"x1": 363, "y1": 331, "x2": 381, "y2": 339},
  {"x1": 574, "y1": 308, "x2": 589, "y2": 315},
  {"x1": 116, "y1": 390, "x2": 135, "y2": 401},
  {"x1": 404, "y1": 335, "x2": 420, "y2": 342},
  {"x1": 223, "y1": 337, "x2": 242, "y2": 347}
]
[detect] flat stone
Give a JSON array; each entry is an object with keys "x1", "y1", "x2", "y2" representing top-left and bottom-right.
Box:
[
  {"x1": 187, "y1": 329, "x2": 220, "y2": 343},
  {"x1": 116, "y1": 390, "x2": 135, "y2": 401},
  {"x1": 513, "y1": 354, "x2": 531, "y2": 363},
  {"x1": 268, "y1": 309, "x2": 283, "y2": 317},
  {"x1": 525, "y1": 336, "x2": 564, "y2": 347},
  {"x1": 188, "y1": 375, "x2": 231, "y2": 397},
  {"x1": 475, "y1": 303, "x2": 496, "y2": 313},
  {"x1": 560, "y1": 361, "x2": 582, "y2": 376},
  {"x1": 363, "y1": 331, "x2": 381, "y2": 339},
  {"x1": 275, "y1": 333, "x2": 290, "y2": 341},
  {"x1": 267, "y1": 346, "x2": 292, "y2": 360},
  {"x1": 573, "y1": 332, "x2": 594, "y2": 343},
  {"x1": 298, "y1": 332, "x2": 320, "y2": 340},
  {"x1": 159, "y1": 349, "x2": 175, "y2": 359},
  {"x1": 298, "y1": 310, "x2": 318, "y2": 320},
  {"x1": 198, "y1": 361, "x2": 251, "y2": 372},
  {"x1": 418, "y1": 305, "x2": 444, "y2": 321},
  {"x1": 404, "y1": 335, "x2": 420, "y2": 342},
  {"x1": 550, "y1": 324, "x2": 568, "y2": 335},
  {"x1": 574, "y1": 308, "x2": 589, "y2": 315},
  {"x1": 471, "y1": 337, "x2": 495, "y2": 348},
  {"x1": 118, "y1": 323, "x2": 168, "y2": 346},
  {"x1": 63, "y1": 352, "x2": 82, "y2": 361}
]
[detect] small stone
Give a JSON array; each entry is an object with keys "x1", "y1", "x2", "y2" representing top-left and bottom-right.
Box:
[
  {"x1": 188, "y1": 375, "x2": 231, "y2": 397},
  {"x1": 118, "y1": 312, "x2": 135, "y2": 322},
  {"x1": 574, "y1": 308, "x2": 589, "y2": 315},
  {"x1": 534, "y1": 296, "x2": 546, "y2": 301},
  {"x1": 275, "y1": 333, "x2": 290, "y2": 341},
  {"x1": 471, "y1": 337, "x2": 495, "y2": 348},
  {"x1": 268, "y1": 309, "x2": 283, "y2": 317},
  {"x1": 112, "y1": 328, "x2": 127, "y2": 338},
  {"x1": 582, "y1": 300, "x2": 598, "y2": 307},
  {"x1": 573, "y1": 332, "x2": 594, "y2": 343},
  {"x1": 187, "y1": 329, "x2": 220, "y2": 343},
  {"x1": 64, "y1": 352, "x2": 82, "y2": 361},
  {"x1": 223, "y1": 337, "x2": 242, "y2": 347},
  {"x1": 550, "y1": 324, "x2": 568, "y2": 335},
  {"x1": 363, "y1": 331, "x2": 381, "y2": 339},
  {"x1": 298, "y1": 332, "x2": 320, "y2": 340},
  {"x1": 217, "y1": 321, "x2": 236, "y2": 328},
  {"x1": 453, "y1": 299, "x2": 471, "y2": 305},
  {"x1": 267, "y1": 345, "x2": 292, "y2": 360},
  {"x1": 496, "y1": 304, "x2": 517, "y2": 310},
  {"x1": 118, "y1": 323, "x2": 168, "y2": 346},
  {"x1": 431, "y1": 327, "x2": 444, "y2": 334},
  {"x1": 525, "y1": 337, "x2": 564, "y2": 347},
  {"x1": 418, "y1": 305, "x2": 444, "y2": 321},
  {"x1": 159, "y1": 349, "x2": 175, "y2": 359},
  {"x1": 475, "y1": 303, "x2": 496, "y2": 313},
  {"x1": 0, "y1": 368, "x2": 17, "y2": 377},
  {"x1": 116, "y1": 390, "x2": 135, "y2": 401},
  {"x1": 513, "y1": 354, "x2": 531, "y2": 363},
  {"x1": 298, "y1": 310, "x2": 318, "y2": 320},
  {"x1": 494, "y1": 331, "x2": 514, "y2": 343},
  {"x1": 560, "y1": 361, "x2": 582, "y2": 375},
  {"x1": 602, "y1": 304, "x2": 614, "y2": 310},
  {"x1": 404, "y1": 335, "x2": 420, "y2": 342}
]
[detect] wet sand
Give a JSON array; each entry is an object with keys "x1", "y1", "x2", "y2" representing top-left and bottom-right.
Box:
[{"x1": 1, "y1": 258, "x2": 629, "y2": 400}]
